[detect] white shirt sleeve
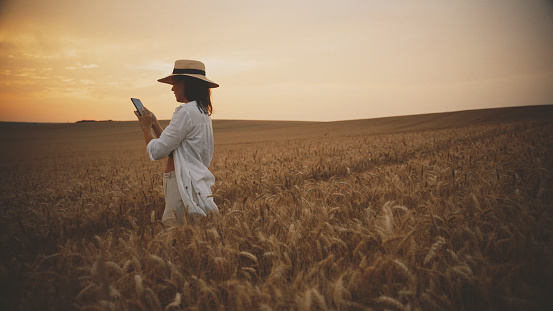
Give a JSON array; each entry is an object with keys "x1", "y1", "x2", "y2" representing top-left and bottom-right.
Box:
[{"x1": 146, "y1": 108, "x2": 190, "y2": 161}]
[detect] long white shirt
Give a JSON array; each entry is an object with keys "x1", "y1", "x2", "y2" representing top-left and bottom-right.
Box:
[{"x1": 146, "y1": 101, "x2": 219, "y2": 216}]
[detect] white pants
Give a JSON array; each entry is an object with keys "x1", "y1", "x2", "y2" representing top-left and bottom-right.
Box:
[{"x1": 162, "y1": 171, "x2": 201, "y2": 225}]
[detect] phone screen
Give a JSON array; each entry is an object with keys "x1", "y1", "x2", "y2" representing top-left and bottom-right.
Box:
[{"x1": 131, "y1": 98, "x2": 144, "y2": 116}]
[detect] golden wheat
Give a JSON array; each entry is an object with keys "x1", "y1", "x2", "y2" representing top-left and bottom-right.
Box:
[{"x1": 0, "y1": 118, "x2": 552, "y2": 310}]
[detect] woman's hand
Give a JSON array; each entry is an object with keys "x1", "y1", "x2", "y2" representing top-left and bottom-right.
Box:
[
  {"x1": 135, "y1": 107, "x2": 157, "y2": 145},
  {"x1": 135, "y1": 107, "x2": 154, "y2": 130}
]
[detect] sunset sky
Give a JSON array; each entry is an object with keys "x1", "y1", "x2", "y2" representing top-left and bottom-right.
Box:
[{"x1": 1, "y1": 0, "x2": 552, "y2": 122}]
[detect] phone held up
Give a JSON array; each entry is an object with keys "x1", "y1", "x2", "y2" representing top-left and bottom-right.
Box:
[{"x1": 131, "y1": 98, "x2": 144, "y2": 116}]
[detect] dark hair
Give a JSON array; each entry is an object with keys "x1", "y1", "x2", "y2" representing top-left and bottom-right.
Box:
[{"x1": 173, "y1": 75, "x2": 213, "y2": 115}]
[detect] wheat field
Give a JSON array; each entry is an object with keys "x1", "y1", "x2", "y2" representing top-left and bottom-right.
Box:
[{"x1": 1, "y1": 106, "x2": 552, "y2": 310}]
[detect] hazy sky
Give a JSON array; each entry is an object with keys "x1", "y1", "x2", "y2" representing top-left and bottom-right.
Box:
[{"x1": 1, "y1": 0, "x2": 552, "y2": 122}]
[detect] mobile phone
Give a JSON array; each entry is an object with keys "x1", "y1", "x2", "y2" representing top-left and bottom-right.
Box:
[{"x1": 131, "y1": 98, "x2": 144, "y2": 116}]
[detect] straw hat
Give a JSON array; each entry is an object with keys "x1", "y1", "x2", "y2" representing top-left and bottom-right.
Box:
[{"x1": 157, "y1": 59, "x2": 219, "y2": 88}]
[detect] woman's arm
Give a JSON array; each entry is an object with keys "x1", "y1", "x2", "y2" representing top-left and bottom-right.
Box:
[
  {"x1": 135, "y1": 107, "x2": 156, "y2": 145},
  {"x1": 137, "y1": 107, "x2": 187, "y2": 161},
  {"x1": 152, "y1": 114, "x2": 164, "y2": 138}
]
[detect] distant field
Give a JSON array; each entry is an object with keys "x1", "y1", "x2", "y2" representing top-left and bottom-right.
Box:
[
  {"x1": 1, "y1": 105, "x2": 551, "y2": 148},
  {"x1": 1, "y1": 105, "x2": 552, "y2": 310},
  {"x1": 213, "y1": 105, "x2": 553, "y2": 143}
]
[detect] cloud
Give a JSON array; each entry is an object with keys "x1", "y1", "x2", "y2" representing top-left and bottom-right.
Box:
[
  {"x1": 132, "y1": 61, "x2": 173, "y2": 74},
  {"x1": 66, "y1": 64, "x2": 99, "y2": 70}
]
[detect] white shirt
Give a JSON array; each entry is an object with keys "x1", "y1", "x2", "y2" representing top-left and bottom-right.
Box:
[{"x1": 147, "y1": 101, "x2": 219, "y2": 216}]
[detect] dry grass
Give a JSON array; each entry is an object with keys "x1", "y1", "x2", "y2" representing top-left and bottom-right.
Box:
[{"x1": 1, "y1": 106, "x2": 552, "y2": 310}]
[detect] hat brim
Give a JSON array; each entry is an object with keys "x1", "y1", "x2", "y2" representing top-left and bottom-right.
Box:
[{"x1": 158, "y1": 74, "x2": 219, "y2": 88}]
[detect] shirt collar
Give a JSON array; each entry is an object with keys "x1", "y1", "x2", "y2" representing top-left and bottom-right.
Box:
[{"x1": 180, "y1": 100, "x2": 197, "y2": 107}]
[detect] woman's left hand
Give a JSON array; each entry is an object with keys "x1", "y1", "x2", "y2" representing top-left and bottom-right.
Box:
[{"x1": 135, "y1": 107, "x2": 154, "y2": 130}]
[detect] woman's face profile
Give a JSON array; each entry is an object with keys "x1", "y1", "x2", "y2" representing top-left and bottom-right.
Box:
[{"x1": 171, "y1": 79, "x2": 186, "y2": 103}]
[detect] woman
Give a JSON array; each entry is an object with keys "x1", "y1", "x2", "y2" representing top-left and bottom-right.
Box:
[{"x1": 135, "y1": 59, "x2": 219, "y2": 225}]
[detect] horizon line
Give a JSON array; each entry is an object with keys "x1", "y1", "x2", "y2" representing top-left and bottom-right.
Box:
[{"x1": 1, "y1": 104, "x2": 551, "y2": 125}]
